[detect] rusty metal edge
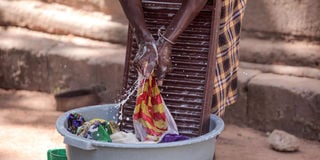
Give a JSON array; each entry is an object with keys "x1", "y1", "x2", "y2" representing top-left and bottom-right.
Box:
[
  {"x1": 122, "y1": 26, "x2": 134, "y2": 93},
  {"x1": 200, "y1": 0, "x2": 222, "y2": 134}
]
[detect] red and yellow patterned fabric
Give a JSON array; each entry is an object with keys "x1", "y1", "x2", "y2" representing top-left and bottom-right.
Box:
[{"x1": 133, "y1": 75, "x2": 167, "y2": 141}]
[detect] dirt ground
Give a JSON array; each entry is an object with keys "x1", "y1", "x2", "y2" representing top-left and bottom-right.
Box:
[{"x1": 0, "y1": 89, "x2": 319, "y2": 160}]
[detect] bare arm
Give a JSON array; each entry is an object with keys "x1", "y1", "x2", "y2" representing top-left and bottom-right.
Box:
[
  {"x1": 119, "y1": 0, "x2": 153, "y2": 43},
  {"x1": 119, "y1": 0, "x2": 157, "y2": 77},
  {"x1": 156, "y1": 0, "x2": 207, "y2": 84},
  {"x1": 164, "y1": 0, "x2": 207, "y2": 42}
]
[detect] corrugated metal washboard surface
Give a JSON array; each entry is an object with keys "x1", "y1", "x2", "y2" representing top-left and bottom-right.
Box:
[{"x1": 120, "y1": 0, "x2": 221, "y2": 137}]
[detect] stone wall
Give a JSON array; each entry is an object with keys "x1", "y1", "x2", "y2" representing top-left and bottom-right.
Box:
[
  {"x1": 0, "y1": 27, "x2": 126, "y2": 103},
  {"x1": 242, "y1": 0, "x2": 320, "y2": 40},
  {"x1": 239, "y1": 0, "x2": 320, "y2": 69},
  {"x1": 224, "y1": 0, "x2": 320, "y2": 140}
]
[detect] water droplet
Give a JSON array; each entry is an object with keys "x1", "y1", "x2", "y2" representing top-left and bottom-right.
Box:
[{"x1": 242, "y1": 71, "x2": 248, "y2": 76}]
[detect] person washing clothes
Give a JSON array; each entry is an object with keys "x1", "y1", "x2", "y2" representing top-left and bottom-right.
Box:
[{"x1": 119, "y1": 0, "x2": 247, "y2": 117}]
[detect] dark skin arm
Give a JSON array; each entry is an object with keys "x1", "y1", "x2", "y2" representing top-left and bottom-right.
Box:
[
  {"x1": 119, "y1": 0, "x2": 207, "y2": 81},
  {"x1": 164, "y1": 0, "x2": 208, "y2": 42},
  {"x1": 119, "y1": 0, "x2": 157, "y2": 77},
  {"x1": 119, "y1": 0, "x2": 153, "y2": 44},
  {"x1": 156, "y1": 0, "x2": 207, "y2": 84}
]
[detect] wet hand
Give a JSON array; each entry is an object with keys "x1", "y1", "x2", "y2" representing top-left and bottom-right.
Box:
[
  {"x1": 156, "y1": 40, "x2": 173, "y2": 86},
  {"x1": 133, "y1": 41, "x2": 158, "y2": 77}
]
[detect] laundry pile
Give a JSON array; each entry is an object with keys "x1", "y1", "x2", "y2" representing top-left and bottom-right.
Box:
[{"x1": 66, "y1": 74, "x2": 189, "y2": 143}]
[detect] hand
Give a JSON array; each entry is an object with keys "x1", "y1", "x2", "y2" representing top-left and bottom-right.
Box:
[
  {"x1": 156, "y1": 39, "x2": 173, "y2": 86},
  {"x1": 133, "y1": 41, "x2": 158, "y2": 77}
]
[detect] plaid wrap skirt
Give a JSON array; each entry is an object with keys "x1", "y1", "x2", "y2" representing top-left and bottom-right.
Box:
[{"x1": 212, "y1": 0, "x2": 247, "y2": 116}]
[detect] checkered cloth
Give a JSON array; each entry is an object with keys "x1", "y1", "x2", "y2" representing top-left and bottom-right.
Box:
[{"x1": 212, "y1": 0, "x2": 247, "y2": 116}]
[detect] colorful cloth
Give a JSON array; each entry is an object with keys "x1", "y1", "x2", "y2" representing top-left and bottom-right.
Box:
[
  {"x1": 159, "y1": 134, "x2": 190, "y2": 143},
  {"x1": 76, "y1": 119, "x2": 112, "y2": 142},
  {"x1": 212, "y1": 0, "x2": 247, "y2": 116},
  {"x1": 76, "y1": 120, "x2": 103, "y2": 138},
  {"x1": 67, "y1": 113, "x2": 85, "y2": 134},
  {"x1": 133, "y1": 75, "x2": 168, "y2": 141}
]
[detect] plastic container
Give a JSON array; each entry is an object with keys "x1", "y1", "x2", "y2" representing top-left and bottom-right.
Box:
[
  {"x1": 47, "y1": 148, "x2": 67, "y2": 160},
  {"x1": 56, "y1": 104, "x2": 224, "y2": 160}
]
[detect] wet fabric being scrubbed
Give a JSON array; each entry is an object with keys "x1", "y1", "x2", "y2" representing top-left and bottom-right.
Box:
[{"x1": 133, "y1": 74, "x2": 178, "y2": 142}]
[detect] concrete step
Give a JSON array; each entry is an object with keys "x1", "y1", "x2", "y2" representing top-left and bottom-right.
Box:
[
  {"x1": 243, "y1": 0, "x2": 320, "y2": 39},
  {"x1": 49, "y1": 0, "x2": 126, "y2": 21},
  {"x1": 240, "y1": 38, "x2": 320, "y2": 69},
  {"x1": 15, "y1": 0, "x2": 126, "y2": 20},
  {"x1": 0, "y1": 0, "x2": 128, "y2": 44},
  {"x1": 240, "y1": 62, "x2": 320, "y2": 80},
  {"x1": 0, "y1": 26, "x2": 126, "y2": 103},
  {"x1": 224, "y1": 68, "x2": 320, "y2": 140}
]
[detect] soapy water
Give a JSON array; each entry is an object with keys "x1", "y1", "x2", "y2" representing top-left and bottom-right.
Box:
[
  {"x1": 114, "y1": 79, "x2": 139, "y2": 109},
  {"x1": 113, "y1": 36, "x2": 159, "y2": 123},
  {"x1": 114, "y1": 79, "x2": 139, "y2": 123},
  {"x1": 113, "y1": 72, "x2": 148, "y2": 125}
]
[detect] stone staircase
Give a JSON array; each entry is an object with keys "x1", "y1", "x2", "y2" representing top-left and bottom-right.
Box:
[
  {"x1": 0, "y1": 0, "x2": 319, "y2": 140},
  {"x1": 0, "y1": 0, "x2": 128, "y2": 103},
  {"x1": 223, "y1": 0, "x2": 320, "y2": 140}
]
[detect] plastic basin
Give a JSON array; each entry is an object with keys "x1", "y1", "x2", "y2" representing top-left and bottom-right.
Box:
[{"x1": 56, "y1": 104, "x2": 224, "y2": 160}]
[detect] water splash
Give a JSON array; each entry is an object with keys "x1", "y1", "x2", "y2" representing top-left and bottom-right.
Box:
[
  {"x1": 114, "y1": 73, "x2": 146, "y2": 124},
  {"x1": 113, "y1": 40, "x2": 157, "y2": 124},
  {"x1": 114, "y1": 78, "x2": 139, "y2": 122}
]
